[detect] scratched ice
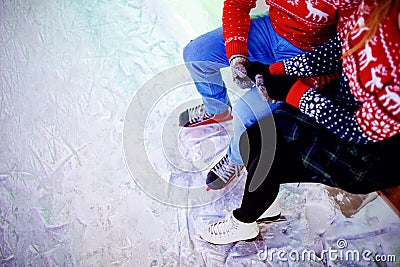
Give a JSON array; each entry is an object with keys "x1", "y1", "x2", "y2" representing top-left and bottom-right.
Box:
[{"x1": 0, "y1": 0, "x2": 399, "y2": 266}]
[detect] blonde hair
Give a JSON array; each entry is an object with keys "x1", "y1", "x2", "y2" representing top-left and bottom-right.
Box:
[{"x1": 343, "y1": 0, "x2": 396, "y2": 57}]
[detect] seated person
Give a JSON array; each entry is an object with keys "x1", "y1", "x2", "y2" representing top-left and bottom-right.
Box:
[
  {"x1": 200, "y1": 0, "x2": 400, "y2": 245},
  {"x1": 180, "y1": 0, "x2": 340, "y2": 190}
]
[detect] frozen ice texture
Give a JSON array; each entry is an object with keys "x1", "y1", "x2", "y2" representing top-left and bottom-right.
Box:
[{"x1": 0, "y1": 0, "x2": 398, "y2": 266}]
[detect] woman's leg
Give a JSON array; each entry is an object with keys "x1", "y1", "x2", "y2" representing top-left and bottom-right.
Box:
[
  {"x1": 234, "y1": 105, "x2": 400, "y2": 223},
  {"x1": 199, "y1": 115, "x2": 309, "y2": 245},
  {"x1": 200, "y1": 107, "x2": 400, "y2": 244},
  {"x1": 234, "y1": 118, "x2": 310, "y2": 223}
]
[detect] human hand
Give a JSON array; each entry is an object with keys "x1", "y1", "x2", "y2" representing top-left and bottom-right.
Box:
[
  {"x1": 243, "y1": 61, "x2": 270, "y2": 82},
  {"x1": 244, "y1": 61, "x2": 296, "y2": 103},
  {"x1": 229, "y1": 55, "x2": 254, "y2": 89},
  {"x1": 254, "y1": 74, "x2": 280, "y2": 103}
]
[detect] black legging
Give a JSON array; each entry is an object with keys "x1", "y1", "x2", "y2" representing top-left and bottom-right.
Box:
[
  {"x1": 233, "y1": 116, "x2": 310, "y2": 223},
  {"x1": 233, "y1": 112, "x2": 400, "y2": 223}
]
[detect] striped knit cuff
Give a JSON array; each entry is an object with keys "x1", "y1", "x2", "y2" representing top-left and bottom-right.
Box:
[
  {"x1": 269, "y1": 62, "x2": 285, "y2": 75},
  {"x1": 286, "y1": 80, "x2": 311, "y2": 108},
  {"x1": 225, "y1": 41, "x2": 248, "y2": 60}
]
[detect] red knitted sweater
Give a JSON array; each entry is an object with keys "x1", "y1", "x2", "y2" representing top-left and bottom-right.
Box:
[
  {"x1": 270, "y1": 0, "x2": 400, "y2": 141},
  {"x1": 340, "y1": 1, "x2": 400, "y2": 140},
  {"x1": 222, "y1": 0, "x2": 339, "y2": 59}
]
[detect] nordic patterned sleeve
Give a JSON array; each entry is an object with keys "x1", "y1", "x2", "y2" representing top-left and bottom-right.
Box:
[
  {"x1": 282, "y1": 34, "x2": 342, "y2": 77},
  {"x1": 298, "y1": 88, "x2": 376, "y2": 144}
]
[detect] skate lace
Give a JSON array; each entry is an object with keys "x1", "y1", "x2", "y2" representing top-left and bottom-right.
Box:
[
  {"x1": 211, "y1": 155, "x2": 240, "y2": 183},
  {"x1": 188, "y1": 104, "x2": 212, "y2": 124},
  {"x1": 208, "y1": 210, "x2": 237, "y2": 236}
]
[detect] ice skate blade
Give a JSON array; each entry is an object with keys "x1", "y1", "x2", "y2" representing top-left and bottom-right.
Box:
[
  {"x1": 198, "y1": 234, "x2": 259, "y2": 245},
  {"x1": 244, "y1": 236, "x2": 258, "y2": 242},
  {"x1": 256, "y1": 215, "x2": 287, "y2": 223}
]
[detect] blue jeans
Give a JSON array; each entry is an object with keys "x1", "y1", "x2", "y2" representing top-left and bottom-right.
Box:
[{"x1": 183, "y1": 15, "x2": 305, "y2": 165}]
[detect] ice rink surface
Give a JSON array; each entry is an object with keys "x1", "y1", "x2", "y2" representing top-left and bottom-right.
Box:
[{"x1": 0, "y1": 0, "x2": 399, "y2": 266}]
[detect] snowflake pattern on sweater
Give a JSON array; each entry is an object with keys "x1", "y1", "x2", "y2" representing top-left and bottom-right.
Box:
[
  {"x1": 277, "y1": 34, "x2": 373, "y2": 143},
  {"x1": 276, "y1": 1, "x2": 400, "y2": 143},
  {"x1": 282, "y1": 34, "x2": 342, "y2": 77},
  {"x1": 299, "y1": 88, "x2": 374, "y2": 144}
]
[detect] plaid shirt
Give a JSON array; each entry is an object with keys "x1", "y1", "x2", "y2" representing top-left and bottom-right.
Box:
[{"x1": 272, "y1": 104, "x2": 399, "y2": 194}]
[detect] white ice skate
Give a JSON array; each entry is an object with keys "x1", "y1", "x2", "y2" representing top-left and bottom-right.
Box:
[
  {"x1": 256, "y1": 196, "x2": 284, "y2": 222},
  {"x1": 200, "y1": 210, "x2": 259, "y2": 245}
]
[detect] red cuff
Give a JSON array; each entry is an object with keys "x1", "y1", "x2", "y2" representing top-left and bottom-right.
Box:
[
  {"x1": 286, "y1": 81, "x2": 311, "y2": 108},
  {"x1": 225, "y1": 41, "x2": 248, "y2": 60},
  {"x1": 269, "y1": 62, "x2": 285, "y2": 75}
]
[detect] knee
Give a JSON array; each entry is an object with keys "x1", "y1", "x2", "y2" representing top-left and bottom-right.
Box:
[
  {"x1": 183, "y1": 40, "x2": 196, "y2": 63},
  {"x1": 183, "y1": 39, "x2": 214, "y2": 77},
  {"x1": 183, "y1": 37, "x2": 207, "y2": 64},
  {"x1": 183, "y1": 30, "x2": 226, "y2": 63}
]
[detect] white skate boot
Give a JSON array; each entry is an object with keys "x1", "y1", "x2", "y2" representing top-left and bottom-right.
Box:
[{"x1": 200, "y1": 210, "x2": 259, "y2": 245}]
